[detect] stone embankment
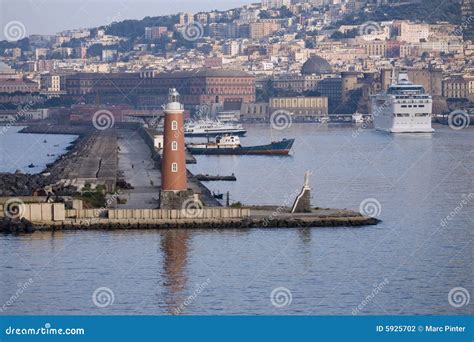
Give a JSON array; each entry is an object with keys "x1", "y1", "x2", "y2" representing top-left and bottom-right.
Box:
[
  {"x1": 0, "y1": 124, "x2": 98, "y2": 196},
  {"x1": 0, "y1": 206, "x2": 380, "y2": 234}
]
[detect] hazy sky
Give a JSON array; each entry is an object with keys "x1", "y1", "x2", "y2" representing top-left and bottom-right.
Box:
[{"x1": 0, "y1": 0, "x2": 251, "y2": 38}]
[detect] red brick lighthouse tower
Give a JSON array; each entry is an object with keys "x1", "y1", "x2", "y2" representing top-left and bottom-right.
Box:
[{"x1": 160, "y1": 88, "x2": 193, "y2": 209}]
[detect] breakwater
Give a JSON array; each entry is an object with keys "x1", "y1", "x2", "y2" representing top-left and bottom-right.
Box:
[
  {"x1": 0, "y1": 201, "x2": 380, "y2": 234},
  {"x1": 0, "y1": 124, "x2": 120, "y2": 196},
  {"x1": 0, "y1": 125, "x2": 90, "y2": 196}
]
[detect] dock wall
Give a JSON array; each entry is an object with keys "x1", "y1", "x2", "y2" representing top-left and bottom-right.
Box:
[{"x1": 1, "y1": 203, "x2": 249, "y2": 222}]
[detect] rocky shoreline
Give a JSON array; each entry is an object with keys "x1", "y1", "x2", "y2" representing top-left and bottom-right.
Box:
[
  {"x1": 0, "y1": 124, "x2": 94, "y2": 197},
  {"x1": 0, "y1": 214, "x2": 380, "y2": 234}
]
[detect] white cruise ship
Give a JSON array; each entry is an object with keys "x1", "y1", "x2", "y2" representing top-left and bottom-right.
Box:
[
  {"x1": 184, "y1": 119, "x2": 247, "y2": 137},
  {"x1": 372, "y1": 71, "x2": 434, "y2": 133}
]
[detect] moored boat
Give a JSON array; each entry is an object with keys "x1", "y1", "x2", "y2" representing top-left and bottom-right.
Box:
[
  {"x1": 185, "y1": 119, "x2": 247, "y2": 137},
  {"x1": 352, "y1": 112, "x2": 364, "y2": 124},
  {"x1": 187, "y1": 135, "x2": 295, "y2": 155}
]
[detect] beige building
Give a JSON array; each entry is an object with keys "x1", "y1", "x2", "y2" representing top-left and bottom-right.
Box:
[
  {"x1": 399, "y1": 22, "x2": 430, "y2": 43},
  {"x1": 269, "y1": 96, "x2": 328, "y2": 120},
  {"x1": 443, "y1": 77, "x2": 468, "y2": 99},
  {"x1": 0, "y1": 78, "x2": 39, "y2": 93},
  {"x1": 240, "y1": 102, "x2": 270, "y2": 121},
  {"x1": 273, "y1": 74, "x2": 322, "y2": 93},
  {"x1": 261, "y1": 0, "x2": 291, "y2": 9},
  {"x1": 464, "y1": 75, "x2": 474, "y2": 100},
  {"x1": 249, "y1": 21, "x2": 281, "y2": 39},
  {"x1": 364, "y1": 41, "x2": 387, "y2": 57}
]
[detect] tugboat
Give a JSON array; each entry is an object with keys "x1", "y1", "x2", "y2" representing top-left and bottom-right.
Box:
[
  {"x1": 187, "y1": 135, "x2": 295, "y2": 155},
  {"x1": 28, "y1": 163, "x2": 35, "y2": 168}
]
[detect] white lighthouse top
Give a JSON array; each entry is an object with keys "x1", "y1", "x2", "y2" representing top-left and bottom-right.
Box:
[{"x1": 165, "y1": 88, "x2": 184, "y2": 111}]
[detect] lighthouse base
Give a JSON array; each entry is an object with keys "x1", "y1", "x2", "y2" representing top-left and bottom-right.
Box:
[{"x1": 159, "y1": 189, "x2": 196, "y2": 210}]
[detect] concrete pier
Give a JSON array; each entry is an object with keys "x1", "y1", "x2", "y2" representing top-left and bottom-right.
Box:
[
  {"x1": 0, "y1": 201, "x2": 380, "y2": 234},
  {"x1": 116, "y1": 129, "x2": 161, "y2": 209},
  {"x1": 70, "y1": 130, "x2": 118, "y2": 192}
]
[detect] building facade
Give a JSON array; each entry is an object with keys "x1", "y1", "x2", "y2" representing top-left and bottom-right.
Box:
[
  {"x1": 249, "y1": 21, "x2": 281, "y2": 39},
  {"x1": 65, "y1": 69, "x2": 256, "y2": 108},
  {"x1": 443, "y1": 77, "x2": 468, "y2": 99},
  {"x1": 0, "y1": 78, "x2": 39, "y2": 93},
  {"x1": 269, "y1": 96, "x2": 328, "y2": 121}
]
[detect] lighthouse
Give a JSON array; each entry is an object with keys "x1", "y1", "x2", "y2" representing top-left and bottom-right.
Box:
[{"x1": 160, "y1": 88, "x2": 194, "y2": 209}]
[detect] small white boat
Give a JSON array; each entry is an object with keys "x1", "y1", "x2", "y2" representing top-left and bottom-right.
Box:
[
  {"x1": 185, "y1": 119, "x2": 247, "y2": 137},
  {"x1": 352, "y1": 112, "x2": 364, "y2": 124}
]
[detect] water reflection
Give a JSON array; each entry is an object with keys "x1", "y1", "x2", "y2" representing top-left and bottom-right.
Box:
[{"x1": 160, "y1": 229, "x2": 191, "y2": 314}]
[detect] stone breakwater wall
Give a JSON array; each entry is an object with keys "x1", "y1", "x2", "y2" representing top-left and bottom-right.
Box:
[
  {"x1": 0, "y1": 202, "x2": 380, "y2": 234},
  {"x1": 1, "y1": 124, "x2": 121, "y2": 196},
  {"x1": 0, "y1": 129, "x2": 91, "y2": 197},
  {"x1": 0, "y1": 215, "x2": 380, "y2": 234}
]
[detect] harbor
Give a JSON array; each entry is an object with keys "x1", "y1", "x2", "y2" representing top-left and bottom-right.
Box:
[
  {"x1": 0, "y1": 90, "x2": 381, "y2": 233},
  {"x1": 0, "y1": 202, "x2": 379, "y2": 233},
  {"x1": 0, "y1": 122, "x2": 471, "y2": 315}
]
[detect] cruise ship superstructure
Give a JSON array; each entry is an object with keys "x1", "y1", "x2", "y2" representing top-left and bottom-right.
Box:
[{"x1": 371, "y1": 71, "x2": 434, "y2": 133}]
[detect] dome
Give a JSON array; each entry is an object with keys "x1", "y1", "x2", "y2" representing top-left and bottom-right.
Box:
[{"x1": 301, "y1": 56, "x2": 333, "y2": 75}]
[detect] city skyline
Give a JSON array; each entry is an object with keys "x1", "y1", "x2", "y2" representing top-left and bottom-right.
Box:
[
  {"x1": 0, "y1": 0, "x2": 251, "y2": 37},
  {"x1": 0, "y1": 0, "x2": 472, "y2": 337}
]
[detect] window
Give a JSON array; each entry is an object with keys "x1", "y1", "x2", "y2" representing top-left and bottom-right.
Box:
[
  {"x1": 171, "y1": 121, "x2": 178, "y2": 131},
  {"x1": 171, "y1": 162, "x2": 178, "y2": 173},
  {"x1": 171, "y1": 141, "x2": 178, "y2": 151}
]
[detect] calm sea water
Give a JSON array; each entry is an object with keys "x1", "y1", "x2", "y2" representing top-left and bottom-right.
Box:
[
  {"x1": 0, "y1": 124, "x2": 472, "y2": 315},
  {"x1": 0, "y1": 126, "x2": 78, "y2": 174}
]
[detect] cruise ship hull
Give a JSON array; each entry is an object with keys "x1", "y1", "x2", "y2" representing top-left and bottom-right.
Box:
[
  {"x1": 377, "y1": 127, "x2": 435, "y2": 133},
  {"x1": 372, "y1": 97, "x2": 434, "y2": 133}
]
